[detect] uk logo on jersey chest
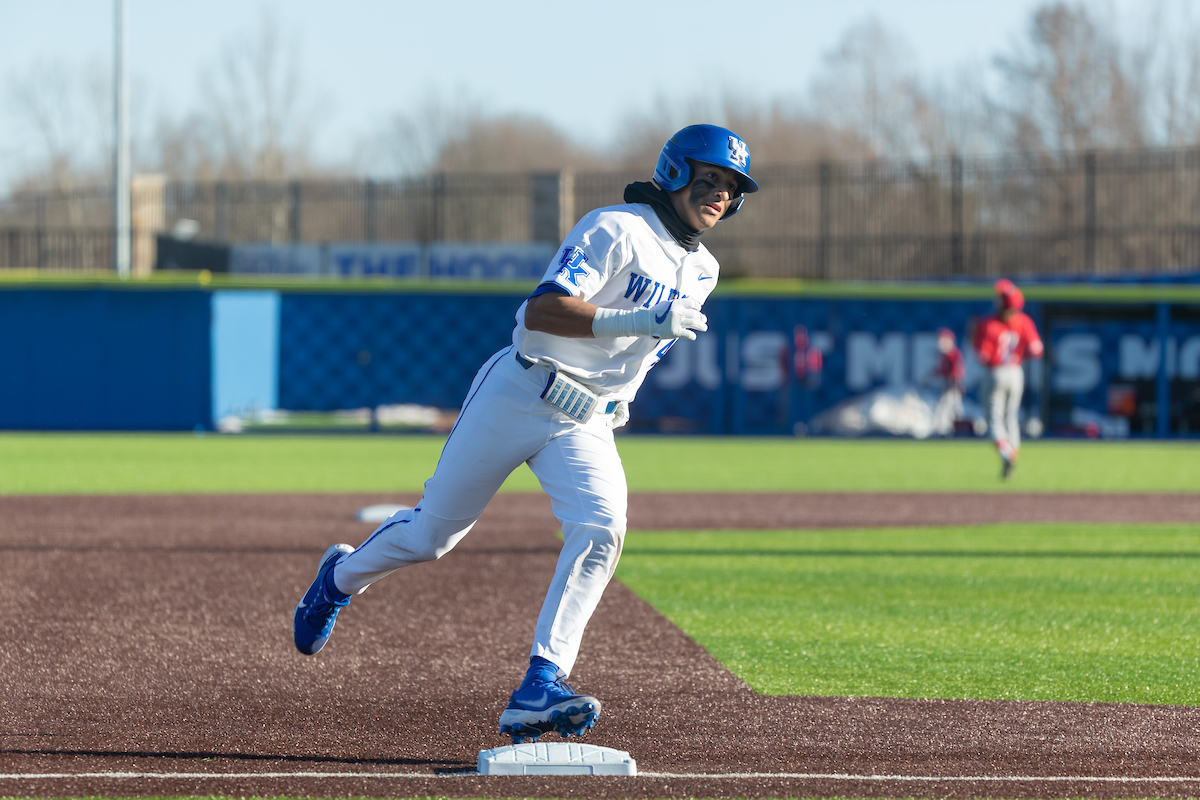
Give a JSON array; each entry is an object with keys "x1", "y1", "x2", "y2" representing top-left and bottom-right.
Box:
[{"x1": 556, "y1": 246, "x2": 590, "y2": 286}]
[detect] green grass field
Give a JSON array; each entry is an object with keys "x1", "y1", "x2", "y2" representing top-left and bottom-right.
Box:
[
  {"x1": 618, "y1": 524, "x2": 1200, "y2": 705},
  {"x1": 1, "y1": 432, "x2": 1197, "y2": 494}
]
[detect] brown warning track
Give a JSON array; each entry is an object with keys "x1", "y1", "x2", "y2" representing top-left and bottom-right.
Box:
[{"x1": 1, "y1": 492, "x2": 1198, "y2": 799}]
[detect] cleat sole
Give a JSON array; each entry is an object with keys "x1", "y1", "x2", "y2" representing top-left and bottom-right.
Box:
[
  {"x1": 548, "y1": 703, "x2": 599, "y2": 738},
  {"x1": 498, "y1": 691, "x2": 601, "y2": 742},
  {"x1": 500, "y1": 721, "x2": 551, "y2": 744}
]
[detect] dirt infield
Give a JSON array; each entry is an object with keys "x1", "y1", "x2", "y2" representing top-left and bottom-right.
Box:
[{"x1": 1, "y1": 492, "x2": 1198, "y2": 799}]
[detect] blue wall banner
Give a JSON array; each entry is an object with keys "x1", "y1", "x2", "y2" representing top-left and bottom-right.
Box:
[
  {"x1": 227, "y1": 242, "x2": 557, "y2": 281},
  {"x1": 267, "y1": 293, "x2": 1195, "y2": 438},
  {"x1": 634, "y1": 297, "x2": 1004, "y2": 436},
  {"x1": 427, "y1": 243, "x2": 556, "y2": 280},
  {"x1": 1045, "y1": 305, "x2": 1200, "y2": 437},
  {"x1": 328, "y1": 243, "x2": 423, "y2": 278},
  {"x1": 230, "y1": 243, "x2": 322, "y2": 275},
  {"x1": 267, "y1": 294, "x2": 1025, "y2": 436},
  {"x1": 0, "y1": 289, "x2": 211, "y2": 430}
]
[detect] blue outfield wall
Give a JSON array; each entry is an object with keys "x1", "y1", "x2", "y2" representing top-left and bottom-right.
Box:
[
  {"x1": 271, "y1": 291, "x2": 1199, "y2": 439},
  {"x1": 646, "y1": 297, "x2": 1199, "y2": 437},
  {"x1": 1042, "y1": 303, "x2": 1200, "y2": 437},
  {"x1": 0, "y1": 289, "x2": 211, "y2": 430},
  {"x1": 270, "y1": 293, "x2": 999, "y2": 429},
  {"x1": 277, "y1": 292, "x2": 524, "y2": 411},
  {"x1": 1, "y1": 287, "x2": 1196, "y2": 436}
]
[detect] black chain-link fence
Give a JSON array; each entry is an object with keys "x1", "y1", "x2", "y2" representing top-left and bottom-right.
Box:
[{"x1": 5, "y1": 147, "x2": 1200, "y2": 278}]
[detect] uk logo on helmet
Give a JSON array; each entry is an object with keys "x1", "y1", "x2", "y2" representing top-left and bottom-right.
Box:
[{"x1": 727, "y1": 136, "x2": 749, "y2": 168}]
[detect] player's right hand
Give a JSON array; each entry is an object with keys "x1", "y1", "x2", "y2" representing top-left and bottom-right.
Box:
[{"x1": 645, "y1": 297, "x2": 708, "y2": 341}]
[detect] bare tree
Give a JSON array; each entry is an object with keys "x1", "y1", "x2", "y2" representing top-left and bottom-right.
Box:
[
  {"x1": 923, "y1": 64, "x2": 1000, "y2": 158},
  {"x1": 607, "y1": 94, "x2": 725, "y2": 169},
  {"x1": 365, "y1": 91, "x2": 609, "y2": 177},
  {"x1": 607, "y1": 92, "x2": 875, "y2": 173},
  {"x1": 151, "y1": 9, "x2": 321, "y2": 181},
  {"x1": 150, "y1": 111, "x2": 223, "y2": 182},
  {"x1": 992, "y1": 2, "x2": 1142, "y2": 155},
  {"x1": 1121, "y1": 0, "x2": 1200, "y2": 146},
  {"x1": 808, "y1": 17, "x2": 943, "y2": 160},
  {"x1": 4, "y1": 58, "x2": 112, "y2": 197},
  {"x1": 434, "y1": 115, "x2": 604, "y2": 173},
  {"x1": 723, "y1": 102, "x2": 876, "y2": 165},
  {"x1": 360, "y1": 91, "x2": 479, "y2": 177}
]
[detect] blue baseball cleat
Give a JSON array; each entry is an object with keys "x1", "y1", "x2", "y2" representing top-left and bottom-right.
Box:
[
  {"x1": 498, "y1": 678, "x2": 602, "y2": 744},
  {"x1": 293, "y1": 543, "x2": 355, "y2": 655}
]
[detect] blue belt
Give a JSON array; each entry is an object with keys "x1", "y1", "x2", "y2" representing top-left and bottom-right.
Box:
[{"x1": 515, "y1": 352, "x2": 618, "y2": 415}]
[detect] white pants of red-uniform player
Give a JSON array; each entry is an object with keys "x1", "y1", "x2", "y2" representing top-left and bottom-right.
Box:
[{"x1": 985, "y1": 363, "x2": 1024, "y2": 462}]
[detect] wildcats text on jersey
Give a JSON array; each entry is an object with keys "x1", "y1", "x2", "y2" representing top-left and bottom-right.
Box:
[{"x1": 625, "y1": 272, "x2": 682, "y2": 308}]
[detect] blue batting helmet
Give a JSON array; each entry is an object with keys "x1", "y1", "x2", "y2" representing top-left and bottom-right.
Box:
[{"x1": 654, "y1": 124, "x2": 759, "y2": 217}]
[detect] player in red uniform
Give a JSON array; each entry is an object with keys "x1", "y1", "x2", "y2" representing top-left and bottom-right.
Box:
[
  {"x1": 930, "y1": 327, "x2": 965, "y2": 435},
  {"x1": 972, "y1": 280, "x2": 1043, "y2": 479}
]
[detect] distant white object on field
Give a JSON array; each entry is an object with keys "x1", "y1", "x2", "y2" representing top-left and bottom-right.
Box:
[
  {"x1": 375, "y1": 403, "x2": 441, "y2": 427},
  {"x1": 477, "y1": 742, "x2": 636, "y2": 776},
  {"x1": 355, "y1": 504, "x2": 411, "y2": 523},
  {"x1": 810, "y1": 385, "x2": 987, "y2": 439}
]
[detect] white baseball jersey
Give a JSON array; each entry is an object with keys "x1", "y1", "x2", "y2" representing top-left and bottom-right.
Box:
[{"x1": 512, "y1": 202, "x2": 719, "y2": 401}]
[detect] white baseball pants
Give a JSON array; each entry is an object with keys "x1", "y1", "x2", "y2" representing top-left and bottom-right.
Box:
[
  {"x1": 985, "y1": 364, "x2": 1024, "y2": 458},
  {"x1": 333, "y1": 346, "x2": 626, "y2": 678}
]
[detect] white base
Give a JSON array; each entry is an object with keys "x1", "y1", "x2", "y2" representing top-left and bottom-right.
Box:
[
  {"x1": 354, "y1": 504, "x2": 411, "y2": 523},
  {"x1": 477, "y1": 742, "x2": 636, "y2": 776}
]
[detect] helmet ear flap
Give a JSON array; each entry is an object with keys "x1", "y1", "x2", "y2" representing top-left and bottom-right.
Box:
[{"x1": 654, "y1": 150, "x2": 691, "y2": 192}]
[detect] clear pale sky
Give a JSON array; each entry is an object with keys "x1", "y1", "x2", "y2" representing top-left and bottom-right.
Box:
[{"x1": 0, "y1": 0, "x2": 1155, "y2": 192}]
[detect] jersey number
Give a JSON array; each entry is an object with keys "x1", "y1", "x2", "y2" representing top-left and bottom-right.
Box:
[{"x1": 997, "y1": 330, "x2": 1018, "y2": 363}]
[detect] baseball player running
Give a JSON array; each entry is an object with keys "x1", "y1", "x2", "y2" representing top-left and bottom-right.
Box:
[
  {"x1": 972, "y1": 279, "x2": 1043, "y2": 479},
  {"x1": 292, "y1": 124, "x2": 757, "y2": 743}
]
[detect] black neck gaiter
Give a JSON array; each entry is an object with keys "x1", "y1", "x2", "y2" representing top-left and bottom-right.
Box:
[{"x1": 623, "y1": 181, "x2": 703, "y2": 252}]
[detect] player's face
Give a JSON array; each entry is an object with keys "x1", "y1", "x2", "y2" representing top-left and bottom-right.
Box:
[{"x1": 670, "y1": 162, "x2": 741, "y2": 230}]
